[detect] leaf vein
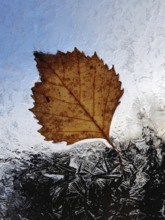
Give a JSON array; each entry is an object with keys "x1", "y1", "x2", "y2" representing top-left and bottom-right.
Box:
[
  {"x1": 50, "y1": 97, "x2": 78, "y2": 105},
  {"x1": 54, "y1": 115, "x2": 91, "y2": 122}
]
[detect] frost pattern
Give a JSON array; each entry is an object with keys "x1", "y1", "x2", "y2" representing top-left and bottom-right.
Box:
[
  {"x1": 1, "y1": 1, "x2": 165, "y2": 156},
  {"x1": 0, "y1": 128, "x2": 165, "y2": 219}
]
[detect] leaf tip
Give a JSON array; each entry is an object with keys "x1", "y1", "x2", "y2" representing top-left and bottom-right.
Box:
[
  {"x1": 74, "y1": 47, "x2": 79, "y2": 52},
  {"x1": 33, "y1": 51, "x2": 46, "y2": 63},
  {"x1": 33, "y1": 51, "x2": 42, "y2": 58},
  {"x1": 92, "y1": 51, "x2": 99, "y2": 59},
  {"x1": 73, "y1": 47, "x2": 83, "y2": 55},
  {"x1": 111, "y1": 64, "x2": 115, "y2": 70}
]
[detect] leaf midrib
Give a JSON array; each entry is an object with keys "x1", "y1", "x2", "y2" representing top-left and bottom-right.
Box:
[{"x1": 40, "y1": 60, "x2": 113, "y2": 146}]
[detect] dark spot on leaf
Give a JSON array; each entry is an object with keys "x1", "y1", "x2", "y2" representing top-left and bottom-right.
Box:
[{"x1": 45, "y1": 96, "x2": 50, "y2": 103}]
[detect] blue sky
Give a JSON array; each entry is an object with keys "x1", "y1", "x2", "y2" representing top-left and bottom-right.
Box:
[{"x1": 1, "y1": 0, "x2": 165, "y2": 156}]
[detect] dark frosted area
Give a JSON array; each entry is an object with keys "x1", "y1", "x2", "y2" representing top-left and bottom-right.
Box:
[{"x1": 0, "y1": 128, "x2": 164, "y2": 219}]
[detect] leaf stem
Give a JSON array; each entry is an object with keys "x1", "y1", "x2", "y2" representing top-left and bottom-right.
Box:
[{"x1": 105, "y1": 137, "x2": 125, "y2": 173}]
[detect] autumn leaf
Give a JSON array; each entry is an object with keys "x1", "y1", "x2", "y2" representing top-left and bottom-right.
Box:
[{"x1": 30, "y1": 48, "x2": 123, "y2": 146}]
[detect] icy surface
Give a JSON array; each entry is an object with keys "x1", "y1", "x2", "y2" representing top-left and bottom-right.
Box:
[
  {"x1": 0, "y1": 128, "x2": 164, "y2": 219},
  {"x1": 1, "y1": 0, "x2": 165, "y2": 156}
]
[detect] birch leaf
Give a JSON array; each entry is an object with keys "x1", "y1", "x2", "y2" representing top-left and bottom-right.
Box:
[{"x1": 30, "y1": 48, "x2": 123, "y2": 145}]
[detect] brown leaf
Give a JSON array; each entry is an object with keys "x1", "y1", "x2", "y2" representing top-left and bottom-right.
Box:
[{"x1": 30, "y1": 48, "x2": 123, "y2": 145}]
